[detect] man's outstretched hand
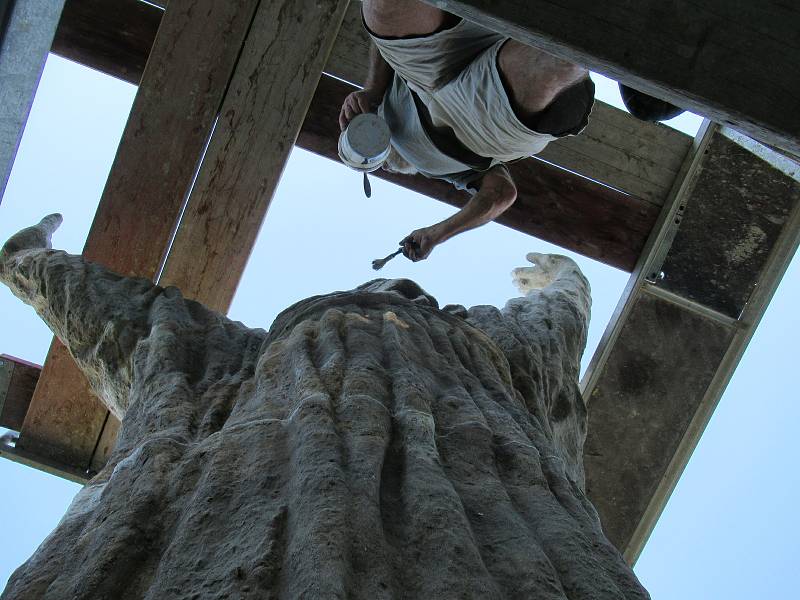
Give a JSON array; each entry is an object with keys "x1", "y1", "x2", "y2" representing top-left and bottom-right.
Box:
[
  {"x1": 339, "y1": 89, "x2": 384, "y2": 131},
  {"x1": 400, "y1": 226, "x2": 441, "y2": 262},
  {"x1": 511, "y1": 252, "x2": 579, "y2": 295}
]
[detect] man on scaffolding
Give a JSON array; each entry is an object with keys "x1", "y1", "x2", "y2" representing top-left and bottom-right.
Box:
[{"x1": 341, "y1": 1, "x2": 681, "y2": 261}]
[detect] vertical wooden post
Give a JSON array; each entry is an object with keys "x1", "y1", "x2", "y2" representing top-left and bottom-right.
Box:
[
  {"x1": 18, "y1": 0, "x2": 263, "y2": 470},
  {"x1": 159, "y1": 0, "x2": 352, "y2": 312}
]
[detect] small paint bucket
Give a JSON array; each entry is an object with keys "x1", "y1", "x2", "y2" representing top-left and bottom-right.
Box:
[{"x1": 338, "y1": 113, "x2": 391, "y2": 173}]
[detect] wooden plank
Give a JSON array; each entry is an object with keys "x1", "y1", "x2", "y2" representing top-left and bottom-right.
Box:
[
  {"x1": 298, "y1": 75, "x2": 659, "y2": 271},
  {"x1": 0, "y1": 358, "x2": 97, "y2": 482},
  {"x1": 1, "y1": 430, "x2": 90, "y2": 484},
  {"x1": 0, "y1": 354, "x2": 40, "y2": 431},
  {"x1": 157, "y1": 0, "x2": 351, "y2": 312},
  {"x1": 51, "y1": 0, "x2": 162, "y2": 86},
  {"x1": 48, "y1": 0, "x2": 692, "y2": 206},
  {"x1": 16, "y1": 340, "x2": 106, "y2": 467},
  {"x1": 19, "y1": 0, "x2": 264, "y2": 470},
  {"x1": 89, "y1": 413, "x2": 119, "y2": 474},
  {"x1": 423, "y1": 0, "x2": 800, "y2": 155},
  {"x1": 539, "y1": 103, "x2": 690, "y2": 205}
]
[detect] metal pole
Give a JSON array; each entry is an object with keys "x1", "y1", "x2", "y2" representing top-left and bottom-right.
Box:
[{"x1": 0, "y1": 0, "x2": 66, "y2": 204}]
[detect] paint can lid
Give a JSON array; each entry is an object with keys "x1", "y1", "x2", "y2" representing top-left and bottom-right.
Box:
[{"x1": 338, "y1": 113, "x2": 391, "y2": 173}]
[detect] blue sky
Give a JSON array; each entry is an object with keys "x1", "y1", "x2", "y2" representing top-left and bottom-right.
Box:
[{"x1": 0, "y1": 55, "x2": 797, "y2": 597}]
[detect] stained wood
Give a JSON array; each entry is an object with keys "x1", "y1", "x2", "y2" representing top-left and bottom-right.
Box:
[
  {"x1": 424, "y1": 0, "x2": 800, "y2": 155},
  {"x1": 158, "y1": 0, "x2": 351, "y2": 312},
  {"x1": 21, "y1": 0, "x2": 264, "y2": 470},
  {"x1": 89, "y1": 413, "x2": 120, "y2": 474},
  {"x1": 0, "y1": 354, "x2": 40, "y2": 431},
  {"x1": 16, "y1": 340, "x2": 106, "y2": 468},
  {"x1": 51, "y1": 0, "x2": 162, "y2": 86},
  {"x1": 298, "y1": 75, "x2": 659, "y2": 271},
  {"x1": 539, "y1": 103, "x2": 690, "y2": 205}
]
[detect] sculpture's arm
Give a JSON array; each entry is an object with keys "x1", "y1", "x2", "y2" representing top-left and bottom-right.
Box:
[
  {"x1": 1, "y1": 215, "x2": 173, "y2": 417},
  {"x1": 506, "y1": 252, "x2": 591, "y2": 373},
  {"x1": 466, "y1": 253, "x2": 591, "y2": 486}
]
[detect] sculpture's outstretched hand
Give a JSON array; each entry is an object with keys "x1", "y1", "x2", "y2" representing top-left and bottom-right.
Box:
[
  {"x1": 511, "y1": 252, "x2": 580, "y2": 295},
  {"x1": 0, "y1": 213, "x2": 63, "y2": 261}
]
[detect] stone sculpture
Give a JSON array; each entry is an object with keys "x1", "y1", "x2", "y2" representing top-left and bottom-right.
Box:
[{"x1": 0, "y1": 215, "x2": 649, "y2": 599}]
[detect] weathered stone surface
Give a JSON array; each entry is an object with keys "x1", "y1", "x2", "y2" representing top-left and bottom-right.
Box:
[{"x1": 0, "y1": 217, "x2": 648, "y2": 599}]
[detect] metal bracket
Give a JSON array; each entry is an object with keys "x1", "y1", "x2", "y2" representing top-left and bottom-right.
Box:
[
  {"x1": 644, "y1": 201, "x2": 687, "y2": 283},
  {"x1": 642, "y1": 120, "x2": 718, "y2": 285}
]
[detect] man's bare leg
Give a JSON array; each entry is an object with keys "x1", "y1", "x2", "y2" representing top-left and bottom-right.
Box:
[
  {"x1": 498, "y1": 40, "x2": 589, "y2": 123},
  {"x1": 362, "y1": 0, "x2": 460, "y2": 38}
]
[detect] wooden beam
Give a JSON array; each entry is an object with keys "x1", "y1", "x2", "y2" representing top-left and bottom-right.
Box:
[
  {"x1": 0, "y1": 355, "x2": 40, "y2": 431},
  {"x1": 581, "y1": 125, "x2": 800, "y2": 562},
  {"x1": 49, "y1": 0, "x2": 692, "y2": 208},
  {"x1": 18, "y1": 0, "x2": 264, "y2": 470},
  {"x1": 1, "y1": 431, "x2": 90, "y2": 484},
  {"x1": 423, "y1": 0, "x2": 800, "y2": 155},
  {"x1": 157, "y1": 0, "x2": 351, "y2": 312},
  {"x1": 299, "y1": 75, "x2": 659, "y2": 271},
  {"x1": 51, "y1": 0, "x2": 161, "y2": 86},
  {"x1": 0, "y1": 370, "x2": 93, "y2": 483}
]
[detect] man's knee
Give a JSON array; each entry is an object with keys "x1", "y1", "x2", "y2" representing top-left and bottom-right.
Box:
[
  {"x1": 363, "y1": 0, "x2": 455, "y2": 38},
  {"x1": 498, "y1": 41, "x2": 588, "y2": 115}
]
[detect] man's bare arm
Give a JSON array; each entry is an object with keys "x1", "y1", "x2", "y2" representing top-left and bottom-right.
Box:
[
  {"x1": 401, "y1": 166, "x2": 518, "y2": 261},
  {"x1": 339, "y1": 43, "x2": 395, "y2": 130}
]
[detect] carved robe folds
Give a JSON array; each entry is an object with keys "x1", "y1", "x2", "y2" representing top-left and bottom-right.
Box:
[{"x1": 0, "y1": 217, "x2": 648, "y2": 599}]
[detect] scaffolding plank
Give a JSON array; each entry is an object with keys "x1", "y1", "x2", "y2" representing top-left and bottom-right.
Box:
[
  {"x1": 299, "y1": 74, "x2": 658, "y2": 271},
  {"x1": 16, "y1": 339, "x2": 106, "y2": 468},
  {"x1": 581, "y1": 125, "x2": 800, "y2": 562},
  {"x1": 19, "y1": 0, "x2": 263, "y2": 470},
  {"x1": 584, "y1": 292, "x2": 734, "y2": 556},
  {"x1": 424, "y1": 0, "x2": 800, "y2": 155},
  {"x1": 539, "y1": 103, "x2": 690, "y2": 205}
]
